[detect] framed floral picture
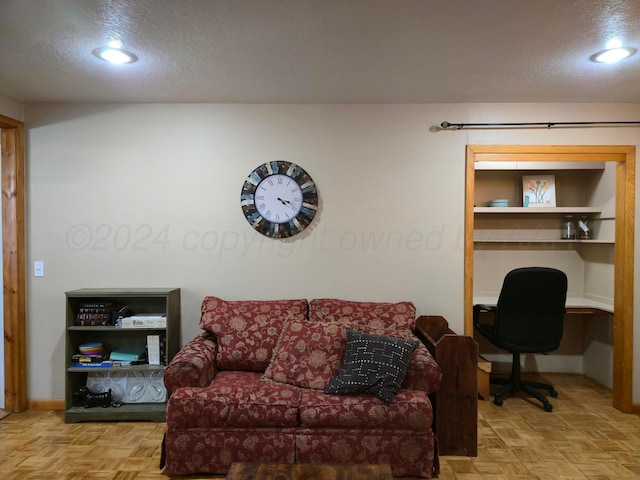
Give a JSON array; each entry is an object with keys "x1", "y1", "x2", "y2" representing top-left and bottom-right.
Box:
[{"x1": 522, "y1": 175, "x2": 556, "y2": 207}]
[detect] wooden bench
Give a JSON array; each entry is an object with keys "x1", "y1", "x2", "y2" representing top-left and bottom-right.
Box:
[{"x1": 415, "y1": 315, "x2": 478, "y2": 456}]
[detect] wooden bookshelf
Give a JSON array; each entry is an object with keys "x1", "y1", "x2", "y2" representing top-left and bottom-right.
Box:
[{"x1": 64, "y1": 288, "x2": 180, "y2": 423}]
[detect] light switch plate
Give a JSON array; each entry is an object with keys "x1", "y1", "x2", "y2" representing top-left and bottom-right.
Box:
[{"x1": 34, "y1": 261, "x2": 44, "y2": 277}]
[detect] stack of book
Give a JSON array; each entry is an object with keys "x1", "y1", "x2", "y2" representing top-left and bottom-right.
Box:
[
  {"x1": 109, "y1": 349, "x2": 147, "y2": 366},
  {"x1": 70, "y1": 343, "x2": 148, "y2": 368},
  {"x1": 74, "y1": 302, "x2": 115, "y2": 326},
  {"x1": 72, "y1": 343, "x2": 112, "y2": 367},
  {"x1": 120, "y1": 313, "x2": 166, "y2": 328},
  {"x1": 71, "y1": 354, "x2": 113, "y2": 368}
]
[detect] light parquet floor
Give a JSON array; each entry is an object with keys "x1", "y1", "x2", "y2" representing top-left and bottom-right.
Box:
[
  {"x1": 440, "y1": 374, "x2": 640, "y2": 480},
  {"x1": 0, "y1": 374, "x2": 639, "y2": 479}
]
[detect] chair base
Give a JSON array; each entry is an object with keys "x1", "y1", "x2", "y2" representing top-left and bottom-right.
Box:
[{"x1": 491, "y1": 353, "x2": 558, "y2": 412}]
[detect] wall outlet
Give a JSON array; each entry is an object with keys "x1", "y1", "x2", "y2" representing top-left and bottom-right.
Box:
[{"x1": 34, "y1": 261, "x2": 44, "y2": 277}]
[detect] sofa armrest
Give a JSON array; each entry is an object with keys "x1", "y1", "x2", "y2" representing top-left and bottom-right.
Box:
[
  {"x1": 404, "y1": 339, "x2": 443, "y2": 394},
  {"x1": 164, "y1": 332, "x2": 218, "y2": 394}
]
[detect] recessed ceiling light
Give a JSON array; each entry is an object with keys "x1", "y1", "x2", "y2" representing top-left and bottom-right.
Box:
[
  {"x1": 93, "y1": 46, "x2": 138, "y2": 65},
  {"x1": 590, "y1": 47, "x2": 637, "y2": 64}
]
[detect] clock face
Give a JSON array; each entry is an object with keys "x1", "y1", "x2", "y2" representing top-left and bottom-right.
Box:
[
  {"x1": 241, "y1": 161, "x2": 318, "y2": 238},
  {"x1": 255, "y1": 174, "x2": 303, "y2": 223}
]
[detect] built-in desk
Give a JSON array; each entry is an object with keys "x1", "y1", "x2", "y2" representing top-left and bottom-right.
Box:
[
  {"x1": 472, "y1": 294, "x2": 614, "y2": 390},
  {"x1": 473, "y1": 295, "x2": 613, "y2": 314}
]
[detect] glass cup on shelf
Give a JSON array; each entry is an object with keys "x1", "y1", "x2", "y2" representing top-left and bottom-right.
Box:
[
  {"x1": 577, "y1": 216, "x2": 592, "y2": 240},
  {"x1": 560, "y1": 216, "x2": 576, "y2": 240}
]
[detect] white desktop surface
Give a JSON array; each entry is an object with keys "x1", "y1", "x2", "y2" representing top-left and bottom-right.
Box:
[{"x1": 473, "y1": 295, "x2": 613, "y2": 313}]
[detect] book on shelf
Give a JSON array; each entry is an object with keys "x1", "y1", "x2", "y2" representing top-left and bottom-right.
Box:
[
  {"x1": 74, "y1": 313, "x2": 114, "y2": 326},
  {"x1": 70, "y1": 360, "x2": 114, "y2": 368},
  {"x1": 70, "y1": 359, "x2": 147, "y2": 368},
  {"x1": 72, "y1": 354, "x2": 107, "y2": 363},
  {"x1": 111, "y1": 359, "x2": 146, "y2": 367},
  {"x1": 120, "y1": 313, "x2": 166, "y2": 328},
  {"x1": 78, "y1": 302, "x2": 114, "y2": 313},
  {"x1": 109, "y1": 349, "x2": 146, "y2": 362},
  {"x1": 74, "y1": 302, "x2": 115, "y2": 325},
  {"x1": 147, "y1": 334, "x2": 161, "y2": 365}
]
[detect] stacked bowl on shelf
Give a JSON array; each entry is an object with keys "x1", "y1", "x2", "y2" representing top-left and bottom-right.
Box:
[{"x1": 489, "y1": 199, "x2": 509, "y2": 207}]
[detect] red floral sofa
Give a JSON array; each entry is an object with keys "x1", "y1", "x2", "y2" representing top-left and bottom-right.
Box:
[{"x1": 162, "y1": 297, "x2": 443, "y2": 477}]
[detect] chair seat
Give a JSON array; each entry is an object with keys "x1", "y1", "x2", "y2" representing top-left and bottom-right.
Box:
[{"x1": 476, "y1": 321, "x2": 559, "y2": 354}]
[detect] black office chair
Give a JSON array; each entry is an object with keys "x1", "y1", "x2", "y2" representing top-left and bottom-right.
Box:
[{"x1": 474, "y1": 267, "x2": 568, "y2": 412}]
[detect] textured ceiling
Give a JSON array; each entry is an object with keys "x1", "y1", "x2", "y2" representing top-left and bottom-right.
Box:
[{"x1": 1, "y1": 0, "x2": 639, "y2": 104}]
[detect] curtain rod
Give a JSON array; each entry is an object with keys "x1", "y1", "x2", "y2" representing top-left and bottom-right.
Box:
[{"x1": 435, "y1": 121, "x2": 640, "y2": 131}]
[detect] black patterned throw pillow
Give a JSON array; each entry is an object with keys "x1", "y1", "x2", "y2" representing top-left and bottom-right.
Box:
[{"x1": 324, "y1": 329, "x2": 418, "y2": 405}]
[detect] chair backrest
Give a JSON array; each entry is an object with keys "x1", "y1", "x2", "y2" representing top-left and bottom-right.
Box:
[{"x1": 495, "y1": 267, "x2": 568, "y2": 350}]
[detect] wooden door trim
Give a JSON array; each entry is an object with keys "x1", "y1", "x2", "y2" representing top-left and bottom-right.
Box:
[
  {"x1": 464, "y1": 144, "x2": 635, "y2": 413},
  {"x1": 0, "y1": 113, "x2": 27, "y2": 412}
]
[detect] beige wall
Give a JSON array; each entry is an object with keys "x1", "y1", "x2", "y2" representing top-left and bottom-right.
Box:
[
  {"x1": 0, "y1": 93, "x2": 24, "y2": 120},
  {"x1": 23, "y1": 102, "x2": 640, "y2": 403}
]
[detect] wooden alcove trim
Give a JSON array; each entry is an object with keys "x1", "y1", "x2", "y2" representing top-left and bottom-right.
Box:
[
  {"x1": 0, "y1": 113, "x2": 27, "y2": 412},
  {"x1": 464, "y1": 144, "x2": 635, "y2": 413}
]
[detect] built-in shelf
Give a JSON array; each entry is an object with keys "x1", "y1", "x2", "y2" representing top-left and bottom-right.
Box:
[
  {"x1": 474, "y1": 207, "x2": 602, "y2": 214},
  {"x1": 474, "y1": 239, "x2": 614, "y2": 244},
  {"x1": 474, "y1": 161, "x2": 606, "y2": 171}
]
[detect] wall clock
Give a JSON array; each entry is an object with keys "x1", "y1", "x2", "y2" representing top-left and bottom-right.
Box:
[{"x1": 240, "y1": 161, "x2": 318, "y2": 238}]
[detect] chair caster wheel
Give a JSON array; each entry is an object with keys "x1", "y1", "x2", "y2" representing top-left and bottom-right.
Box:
[
  {"x1": 550, "y1": 389, "x2": 558, "y2": 398},
  {"x1": 493, "y1": 397, "x2": 503, "y2": 406},
  {"x1": 543, "y1": 403, "x2": 553, "y2": 412}
]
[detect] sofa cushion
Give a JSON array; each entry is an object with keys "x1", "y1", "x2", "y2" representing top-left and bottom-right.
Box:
[
  {"x1": 309, "y1": 298, "x2": 416, "y2": 331},
  {"x1": 199, "y1": 296, "x2": 308, "y2": 371},
  {"x1": 262, "y1": 320, "x2": 346, "y2": 389},
  {"x1": 299, "y1": 389, "x2": 432, "y2": 430},
  {"x1": 263, "y1": 321, "x2": 441, "y2": 394},
  {"x1": 324, "y1": 330, "x2": 418, "y2": 405},
  {"x1": 167, "y1": 371, "x2": 301, "y2": 428}
]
